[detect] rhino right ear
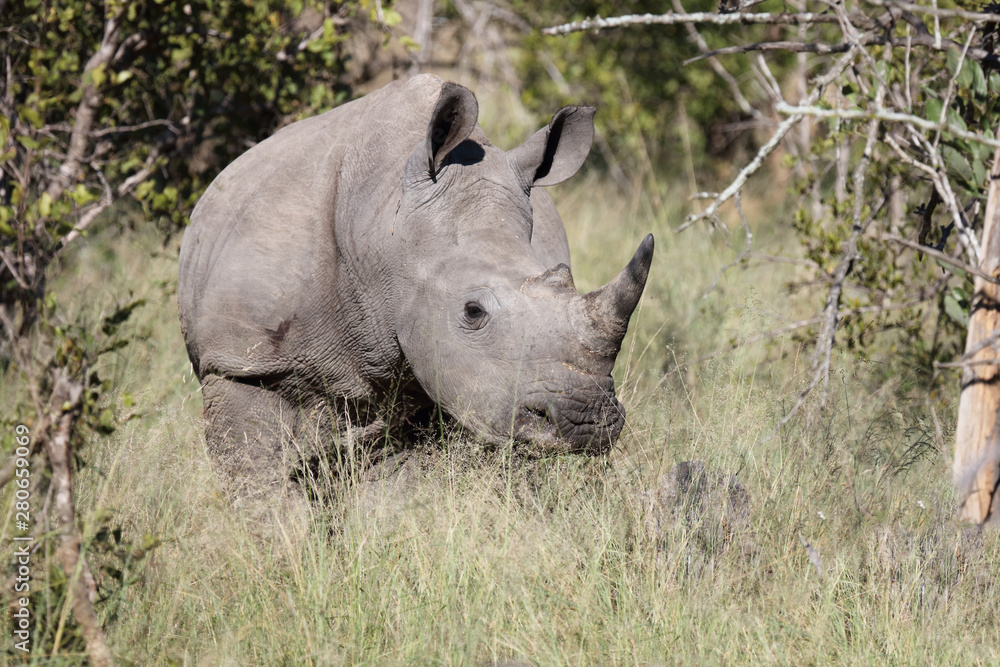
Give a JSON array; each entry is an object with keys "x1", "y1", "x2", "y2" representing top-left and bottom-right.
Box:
[
  {"x1": 405, "y1": 83, "x2": 479, "y2": 183},
  {"x1": 508, "y1": 106, "x2": 595, "y2": 187}
]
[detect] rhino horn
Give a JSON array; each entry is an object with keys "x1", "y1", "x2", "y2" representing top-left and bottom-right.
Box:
[{"x1": 583, "y1": 234, "x2": 654, "y2": 348}]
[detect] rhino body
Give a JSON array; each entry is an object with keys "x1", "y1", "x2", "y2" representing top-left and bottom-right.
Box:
[{"x1": 178, "y1": 75, "x2": 653, "y2": 514}]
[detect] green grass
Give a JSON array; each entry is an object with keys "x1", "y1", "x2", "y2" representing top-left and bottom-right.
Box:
[{"x1": 3, "y1": 172, "x2": 1000, "y2": 665}]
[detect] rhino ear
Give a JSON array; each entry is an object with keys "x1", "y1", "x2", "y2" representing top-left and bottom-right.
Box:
[
  {"x1": 508, "y1": 106, "x2": 595, "y2": 187},
  {"x1": 406, "y1": 82, "x2": 479, "y2": 182}
]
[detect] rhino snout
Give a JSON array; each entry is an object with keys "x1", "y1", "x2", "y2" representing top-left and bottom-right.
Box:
[{"x1": 513, "y1": 381, "x2": 625, "y2": 454}]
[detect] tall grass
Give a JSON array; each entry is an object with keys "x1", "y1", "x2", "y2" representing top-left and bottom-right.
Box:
[{"x1": 4, "y1": 166, "x2": 999, "y2": 665}]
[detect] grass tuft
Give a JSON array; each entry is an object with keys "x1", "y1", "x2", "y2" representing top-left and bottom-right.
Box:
[{"x1": 3, "y1": 176, "x2": 999, "y2": 664}]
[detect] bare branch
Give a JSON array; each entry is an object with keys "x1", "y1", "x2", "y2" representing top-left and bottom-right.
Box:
[
  {"x1": 931, "y1": 27, "x2": 977, "y2": 152},
  {"x1": 811, "y1": 47, "x2": 890, "y2": 406},
  {"x1": 59, "y1": 151, "x2": 158, "y2": 248},
  {"x1": 0, "y1": 248, "x2": 29, "y2": 290},
  {"x1": 775, "y1": 102, "x2": 1000, "y2": 150},
  {"x1": 90, "y1": 119, "x2": 180, "y2": 138},
  {"x1": 672, "y1": 0, "x2": 761, "y2": 119},
  {"x1": 680, "y1": 48, "x2": 860, "y2": 231},
  {"x1": 541, "y1": 11, "x2": 842, "y2": 36},
  {"x1": 882, "y1": 234, "x2": 1000, "y2": 284},
  {"x1": 799, "y1": 535, "x2": 825, "y2": 577},
  {"x1": 45, "y1": 12, "x2": 121, "y2": 201},
  {"x1": 883, "y1": 132, "x2": 983, "y2": 265},
  {"x1": 701, "y1": 192, "x2": 754, "y2": 299},
  {"x1": 868, "y1": 0, "x2": 1000, "y2": 24},
  {"x1": 894, "y1": 11, "x2": 1000, "y2": 70},
  {"x1": 746, "y1": 252, "x2": 819, "y2": 268},
  {"x1": 935, "y1": 327, "x2": 1000, "y2": 369},
  {"x1": 542, "y1": 7, "x2": 1000, "y2": 70},
  {"x1": 684, "y1": 40, "x2": 853, "y2": 65},
  {"x1": 43, "y1": 372, "x2": 113, "y2": 666}
]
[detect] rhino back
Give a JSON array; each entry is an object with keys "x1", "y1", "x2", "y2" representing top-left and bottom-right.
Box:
[{"x1": 178, "y1": 75, "x2": 446, "y2": 395}]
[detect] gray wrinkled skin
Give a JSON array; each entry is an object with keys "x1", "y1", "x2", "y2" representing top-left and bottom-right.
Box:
[{"x1": 177, "y1": 75, "x2": 653, "y2": 515}]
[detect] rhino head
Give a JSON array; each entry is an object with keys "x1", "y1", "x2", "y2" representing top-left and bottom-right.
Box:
[{"x1": 392, "y1": 84, "x2": 653, "y2": 454}]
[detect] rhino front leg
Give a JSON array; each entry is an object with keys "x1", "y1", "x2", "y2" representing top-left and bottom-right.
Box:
[{"x1": 200, "y1": 373, "x2": 312, "y2": 532}]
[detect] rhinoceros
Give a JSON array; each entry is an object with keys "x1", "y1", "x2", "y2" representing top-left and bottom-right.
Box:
[{"x1": 177, "y1": 74, "x2": 653, "y2": 515}]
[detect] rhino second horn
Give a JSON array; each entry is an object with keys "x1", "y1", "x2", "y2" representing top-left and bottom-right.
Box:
[{"x1": 584, "y1": 234, "x2": 654, "y2": 346}]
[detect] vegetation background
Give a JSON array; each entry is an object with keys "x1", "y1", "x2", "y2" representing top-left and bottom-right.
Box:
[{"x1": 3, "y1": 0, "x2": 1000, "y2": 664}]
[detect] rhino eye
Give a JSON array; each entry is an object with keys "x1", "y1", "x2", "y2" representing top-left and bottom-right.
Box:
[{"x1": 463, "y1": 301, "x2": 488, "y2": 330}]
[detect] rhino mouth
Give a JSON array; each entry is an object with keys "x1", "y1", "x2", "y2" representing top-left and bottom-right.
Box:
[{"x1": 512, "y1": 388, "x2": 624, "y2": 455}]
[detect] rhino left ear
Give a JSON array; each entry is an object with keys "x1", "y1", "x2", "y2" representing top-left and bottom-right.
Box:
[
  {"x1": 508, "y1": 106, "x2": 595, "y2": 187},
  {"x1": 406, "y1": 82, "x2": 479, "y2": 182}
]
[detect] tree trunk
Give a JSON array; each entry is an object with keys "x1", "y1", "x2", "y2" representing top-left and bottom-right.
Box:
[
  {"x1": 45, "y1": 372, "x2": 114, "y2": 666},
  {"x1": 408, "y1": 0, "x2": 433, "y2": 74},
  {"x1": 954, "y1": 142, "x2": 1000, "y2": 525}
]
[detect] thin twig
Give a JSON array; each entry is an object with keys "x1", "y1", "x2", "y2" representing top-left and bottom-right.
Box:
[
  {"x1": 89, "y1": 119, "x2": 180, "y2": 137},
  {"x1": 932, "y1": 27, "x2": 976, "y2": 153},
  {"x1": 680, "y1": 48, "x2": 860, "y2": 231},
  {"x1": 684, "y1": 40, "x2": 852, "y2": 65},
  {"x1": 0, "y1": 248, "x2": 28, "y2": 290},
  {"x1": 884, "y1": 132, "x2": 983, "y2": 265},
  {"x1": 817, "y1": 47, "x2": 890, "y2": 406},
  {"x1": 660, "y1": 293, "x2": 941, "y2": 386},
  {"x1": 746, "y1": 252, "x2": 819, "y2": 268},
  {"x1": 774, "y1": 102, "x2": 1000, "y2": 150},
  {"x1": 910, "y1": 127, "x2": 982, "y2": 263},
  {"x1": 44, "y1": 371, "x2": 113, "y2": 667},
  {"x1": 799, "y1": 535, "x2": 825, "y2": 576},
  {"x1": 45, "y1": 12, "x2": 121, "y2": 201},
  {"x1": 541, "y1": 11, "x2": 843, "y2": 35},
  {"x1": 936, "y1": 356, "x2": 1000, "y2": 369},
  {"x1": 868, "y1": 0, "x2": 1000, "y2": 24},
  {"x1": 672, "y1": 0, "x2": 761, "y2": 118},
  {"x1": 762, "y1": 65, "x2": 887, "y2": 433},
  {"x1": 882, "y1": 234, "x2": 1000, "y2": 284},
  {"x1": 701, "y1": 192, "x2": 754, "y2": 299}
]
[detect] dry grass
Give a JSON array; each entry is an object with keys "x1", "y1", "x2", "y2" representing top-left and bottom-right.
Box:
[{"x1": 3, "y1": 169, "x2": 1000, "y2": 665}]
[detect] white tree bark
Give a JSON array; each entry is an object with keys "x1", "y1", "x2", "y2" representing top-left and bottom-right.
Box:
[{"x1": 954, "y1": 141, "x2": 1000, "y2": 525}]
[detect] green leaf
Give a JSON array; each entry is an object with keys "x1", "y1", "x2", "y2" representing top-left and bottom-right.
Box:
[
  {"x1": 946, "y1": 108, "x2": 967, "y2": 133},
  {"x1": 38, "y1": 192, "x2": 53, "y2": 217},
  {"x1": 925, "y1": 98, "x2": 943, "y2": 123},
  {"x1": 97, "y1": 408, "x2": 116, "y2": 434},
  {"x1": 134, "y1": 180, "x2": 155, "y2": 200},
  {"x1": 17, "y1": 134, "x2": 40, "y2": 150},
  {"x1": 972, "y1": 61, "x2": 988, "y2": 97},
  {"x1": 945, "y1": 293, "x2": 970, "y2": 328},
  {"x1": 947, "y1": 48, "x2": 960, "y2": 78},
  {"x1": 943, "y1": 145, "x2": 974, "y2": 185},
  {"x1": 958, "y1": 58, "x2": 975, "y2": 89},
  {"x1": 18, "y1": 106, "x2": 43, "y2": 129},
  {"x1": 89, "y1": 63, "x2": 107, "y2": 87},
  {"x1": 102, "y1": 298, "x2": 146, "y2": 335},
  {"x1": 973, "y1": 157, "x2": 987, "y2": 187},
  {"x1": 71, "y1": 184, "x2": 98, "y2": 206}
]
